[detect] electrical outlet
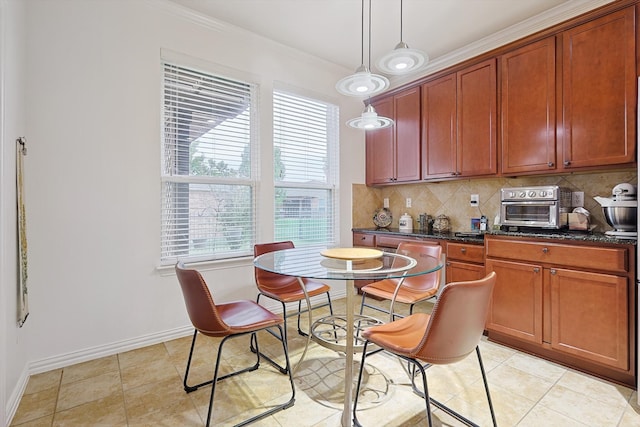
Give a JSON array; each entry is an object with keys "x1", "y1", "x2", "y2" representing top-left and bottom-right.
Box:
[
  {"x1": 572, "y1": 191, "x2": 584, "y2": 207},
  {"x1": 383, "y1": 198, "x2": 389, "y2": 208},
  {"x1": 406, "y1": 198, "x2": 412, "y2": 208},
  {"x1": 470, "y1": 194, "x2": 479, "y2": 206}
]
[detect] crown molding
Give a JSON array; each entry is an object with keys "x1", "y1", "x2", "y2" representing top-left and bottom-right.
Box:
[
  {"x1": 146, "y1": 0, "x2": 348, "y2": 74},
  {"x1": 391, "y1": 0, "x2": 616, "y2": 88}
]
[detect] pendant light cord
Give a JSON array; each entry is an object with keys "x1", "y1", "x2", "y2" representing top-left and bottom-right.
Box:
[
  {"x1": 400, "y1": 0, "x2": 404, "y2": 42},
  {"x1": 360, "y1": 0, "x2": 365, "y2": 66},
  {"x1": 368, "y1": 0, "x2": 372, "y2": 68}
]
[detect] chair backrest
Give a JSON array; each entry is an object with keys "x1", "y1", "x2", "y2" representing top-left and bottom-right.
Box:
[
  {"x1": 413, "y1": 271, "x2": 496, "y2": 364},
  {"x1": 175, "y1": 262, "x2": 230, "y2": 337},
  {"x1": 254, "y1": 241, "x2": 298, "y2": 292},
  {"x1": 394, "y1": 242, "x2": 443, "y2": 292}
]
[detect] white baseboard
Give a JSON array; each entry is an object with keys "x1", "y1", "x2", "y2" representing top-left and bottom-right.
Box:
[
  {"x1": 5, "y1": 367, "x2": 28, "y2": 427},
  {"x1": 7, "y1": 288, "x2": 347, "y2": 425},
  {"x1": 28, "y1": 325, "x2": 194, "y2": 376}
]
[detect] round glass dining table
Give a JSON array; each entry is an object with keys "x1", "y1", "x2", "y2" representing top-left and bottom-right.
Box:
[{"x1": 254, "y1": 246, "x2": 444, "y2": 426}]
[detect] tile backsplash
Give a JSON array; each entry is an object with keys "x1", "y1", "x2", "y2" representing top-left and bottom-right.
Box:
[{"x1": 353, "y1": 169, "x2": 638, "y2": 233}]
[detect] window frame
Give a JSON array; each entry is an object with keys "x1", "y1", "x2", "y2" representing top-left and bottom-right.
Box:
[
  {"x1": 160, "y1": 55, "x2": 259, "y2": 266},
  {"x1": 272, "y1": 87, "x2": 340, "y2": 248}
]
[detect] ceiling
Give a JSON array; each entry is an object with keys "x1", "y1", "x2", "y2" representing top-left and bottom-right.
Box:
[{"x1": 167, "y1": 0, "x2": 600, "y2": 76}]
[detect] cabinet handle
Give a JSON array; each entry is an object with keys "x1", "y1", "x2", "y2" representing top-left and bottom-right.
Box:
[
  {"x1": 446, "y1": 262, "x2": 451, "y2": 266},
  {"x1": 360, "y1": 236, "x2": 366, "y2": 240},
  {"x1": 533, "y1": 267, "x2": 540, "y2": 273},
  {"x1": 542, "y1": 247, "x2": 549, "y2": 254},
  {"x1": 548, "y1": 162, "x2": 554, "y2": 167},
  {"x1": 450, "y1": 172, "x2": 457, "y2": 176},
  {"x1": 550, "y1": 269, "x2": 557, "y2": 275},
  {"x1": 460, "y1": 248, "x2": 466, "y2": 254},
  {"x1": 564, "y1": 160, "x2": 571, "y2": 166}
]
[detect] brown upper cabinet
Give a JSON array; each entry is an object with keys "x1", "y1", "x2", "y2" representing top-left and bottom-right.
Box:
[
  {"x1": 501, "y1": 6, "x2": 637, "y2": 175},
  {"x1": 366, "y1": 3, "x2": 638, "y2": 186},
  {"x1": 560, "y1": 7, "x2": 636, "y2": 170},
  {"x1": 501, "y1": 37, "x2": 557, "y2": 174},
  {"x1": 366, "y1": 86, "x2": 421, "y2": 185},
  {"x1": 422, "y1": 58, "x2": 497, "y2": 179}
]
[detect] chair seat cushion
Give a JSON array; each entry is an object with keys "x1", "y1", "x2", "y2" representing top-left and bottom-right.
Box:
[
  {"x1": 259, "y1": 278, "x2": 330, "y2": 303},
  {"x1": 361, "y1": 279, "x2": 437, "y2": 304},
  {"x1": 362, "y1": 312, "x2": 431, "y2": 356},
  {"x1": 200, "y1": 300, "x2": 283, "y2": 336}
]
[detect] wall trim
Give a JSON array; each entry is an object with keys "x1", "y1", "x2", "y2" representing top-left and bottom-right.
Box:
[{"x1": 391, "y1": 0, "x2": 616, "y2": 88}]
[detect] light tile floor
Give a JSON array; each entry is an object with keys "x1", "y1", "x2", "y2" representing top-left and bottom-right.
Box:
[{"x1": 10, "y1": 297, "x2": 640, "y2": 426}]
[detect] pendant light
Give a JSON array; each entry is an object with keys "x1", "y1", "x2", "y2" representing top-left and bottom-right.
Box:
[
  {"x1": 336, "y1": 0, "x2": 389, "y2": 97},
  {"x1": 377, "y1": 0, "x2": 428, "y2": 75},
  {"x1": 347, "y1": 102, "x2": 394, "y2": 130}
]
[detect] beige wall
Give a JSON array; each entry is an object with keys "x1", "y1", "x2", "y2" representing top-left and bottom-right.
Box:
[{"x1": 353, "y1": 169, "x2": 638, "y2": 233}]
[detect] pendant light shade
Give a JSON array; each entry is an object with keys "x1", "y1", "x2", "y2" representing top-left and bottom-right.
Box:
[
  {"x1": 377, "y1": 42, "x2": 427, "y2": 75},
  {"x1": 336, "y1": 65, "x2": 389, "y2": 97},
  {"x1": 377, "y1": 0, "x2": 428, "y2": 75},
  {"x1": 347, "y1": 104, "x2": 394, "y2": 130},
  {"x1": 336, "y1": 0, "x2": 389, "y2": 97}
]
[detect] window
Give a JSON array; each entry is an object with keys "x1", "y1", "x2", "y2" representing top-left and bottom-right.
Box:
[
  {"x1": 161, "y1": 62, "x2": 257, "y2": 264},
  {"x1": 273, "y1": 90, "x2": 339, "y2": 247}
]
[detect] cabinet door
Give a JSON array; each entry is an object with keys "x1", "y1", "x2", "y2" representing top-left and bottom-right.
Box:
[
  {"x1": 550, "y1": 268, "x2": 629, "y2": 370},
  {"x1": 394, "y1": 87, "x2": 421, "y2": 182},
  {"x1": 365, "y1": 97, "x2": 395, "y2": 185},
  {"x1": 457, "y1": 58, "x2": 497, "y2": 177},
  {"x1": 446, "y1": 260, "x2": 484, "y2": 283},
  {"x1": 501, "y1": 37, "x2": 556, "y2": 174},
  {"x1": 422, "y1": 74, "x2": 457, "y2": 179},
  {"x1": 485, "y1": 259, "x2": 543, "y2": 344},
  {"x1": 561, "y1": 7, "x2": 636, "y2": 169}
]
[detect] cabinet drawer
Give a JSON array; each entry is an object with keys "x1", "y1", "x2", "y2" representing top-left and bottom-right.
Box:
[
  {"x1": 447, "y1": 242, "x2": 484, "y2": 263},
  {"x1": 485, "y1": 239, "x2": 628, "y2": 273},
  {"x1": 353, "y1": 233, "x2": 375, "y2": 247},
  {"x1": 376, "y1": 235, "x2": 440, "y2": 249}
]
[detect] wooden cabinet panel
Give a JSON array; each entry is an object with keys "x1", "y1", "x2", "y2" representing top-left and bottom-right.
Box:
[
  {"x1": 485, "y1": 238, "x2": 628, "y2": 273},
  {"x1": 366, "y1": 98, "x2": 395, "y2": 185},
  {"x1": 353, "y1": 232, "x2": 375, "y2": 247},
  {"x1": 376, "y1": 234, "x2": 440, "y2": 249},
  {"x1": 501, "y1": 37, "x2": 557, "y2": 174},
  {"x1": 395, "y1": 87, "x2": 422, "y2": 182},
  {"x1": 485, "y1": 235, "x2": 634, "y2": 384},
  {"x1": 446, "y1": 260, "x2": 485, "y2": 283},
  {"x1": 447, "y1": 242, "x2": 484, "y2": 263},
  {"x1": 366, "y1": 87, "x2": 421, "y2": 185},
  {"x1": 422, "y1": 74, "x2": 457, "y2": 179},
  {"x1": 550, "y1": 268, "x2": 629, "y2": 370},
  {"x1": 561, "y1": 7, "x2": 636, "y2": 169},
  {"x1": 485, "y1": 258, "x2": 543, "y2": 344},
  {"x1": 457, "y1": 58, "x2": 497, "y2": 177}
]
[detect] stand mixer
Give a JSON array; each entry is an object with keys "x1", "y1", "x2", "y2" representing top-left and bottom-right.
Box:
[{"x1": 594, "y1": 183, "x2": 638, "y2": 239}]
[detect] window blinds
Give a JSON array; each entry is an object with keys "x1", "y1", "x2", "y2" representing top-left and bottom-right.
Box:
[
  {"x1": 273, "y1": 90, "x2": 339, "y2": 247},
  {"x1": 161, "y1": 63, "x2": 257, "y2": 264}
]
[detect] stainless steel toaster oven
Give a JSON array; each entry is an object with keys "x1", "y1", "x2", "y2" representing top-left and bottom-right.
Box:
[{"x1": 500, "y1": 185, "x2": 572, "y2": 230}]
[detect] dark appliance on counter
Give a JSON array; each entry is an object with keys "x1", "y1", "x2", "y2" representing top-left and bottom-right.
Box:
[{"x1": 499, "y1": 185, "x2": 572, "y2": 231}]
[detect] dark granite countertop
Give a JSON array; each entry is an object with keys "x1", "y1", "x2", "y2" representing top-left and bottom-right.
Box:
[{"x1": 352, "y1": 227, "x2": 637, "y2": 246}]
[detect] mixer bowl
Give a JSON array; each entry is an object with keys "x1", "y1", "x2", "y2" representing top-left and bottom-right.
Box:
[{"x1": 602, "y1": 206, "x2": 637, "y2": 231}]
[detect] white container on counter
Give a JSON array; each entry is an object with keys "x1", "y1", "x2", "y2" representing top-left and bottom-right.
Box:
[{"x1": 399, "y1": 213, "x2": 413, "y2": 232}]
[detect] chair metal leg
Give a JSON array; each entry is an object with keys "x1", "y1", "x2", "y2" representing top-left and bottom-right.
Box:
[
  {"x1": 352, "y1": 341, "x2": 369, "y2": 427},
  {"x1": 252, "y1": 291, "x2": 335, "y2": 373},
  {"x1": 476, "y1": 346, "x2": 498, "y2": 427},
  {"x1": 202, "y1": 326, "x2": 295, "y2": 427}
]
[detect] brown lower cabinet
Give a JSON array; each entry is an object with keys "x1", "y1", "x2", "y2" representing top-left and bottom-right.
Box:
[
  {"x1": 485, "y1": 235, "x2": 636, "y2": 386},
  {"x1": 446, "y1": 241, "x2": 485, "y2": 282}
]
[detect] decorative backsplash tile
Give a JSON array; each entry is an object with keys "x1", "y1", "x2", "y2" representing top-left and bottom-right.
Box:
[{"x1": 353, "y1": 169, "x2": 638, "y2": 233}]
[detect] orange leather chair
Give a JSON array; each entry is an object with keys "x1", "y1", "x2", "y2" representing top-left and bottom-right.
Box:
[
  {"x1": 253, "y1": 241, "x2": 333, "y2": 349},
  {"x1": 175, "y1": 262, "x2": 295, "y2": 427},
  {"x1": 353, "y1": 272, "x2": 497, "y2": 427},
  {"x1": 359, "y1": 242, "x2": 442, "y2": 320}
]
